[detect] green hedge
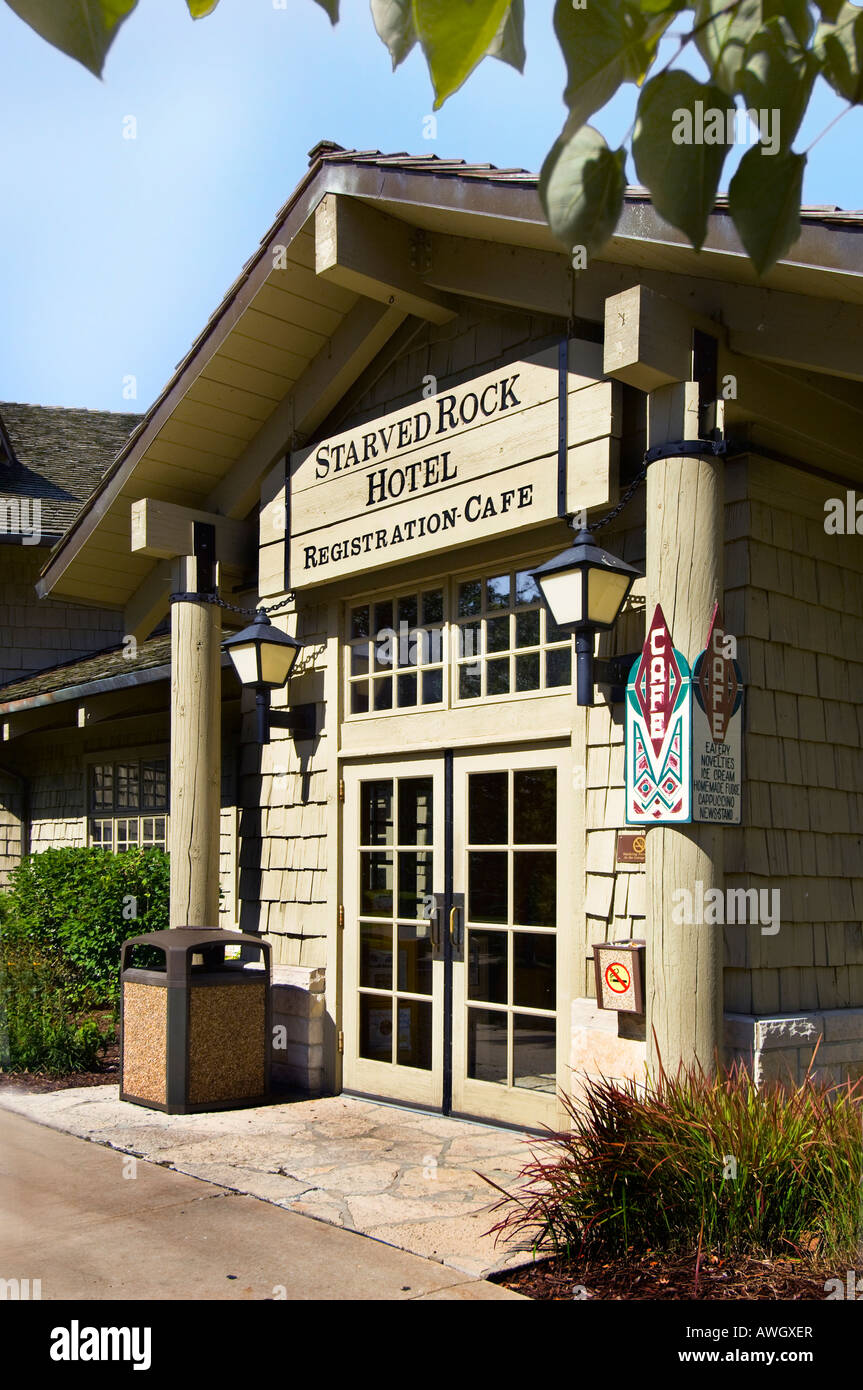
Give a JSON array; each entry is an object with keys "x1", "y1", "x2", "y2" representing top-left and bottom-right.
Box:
[{"x1": 1, "y1": 846, "x2": 169, "y2": 1008}]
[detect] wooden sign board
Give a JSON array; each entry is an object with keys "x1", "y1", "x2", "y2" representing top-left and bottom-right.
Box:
[
  {"x1": 691, "y1": 605, "x2": 743, "y2": 824},
  {"x1": 264, "y1": 339, "x2": 620, "y2": 594},
  {"x1": 625, "y1": 604, "x2": 692, "y2": 824}
]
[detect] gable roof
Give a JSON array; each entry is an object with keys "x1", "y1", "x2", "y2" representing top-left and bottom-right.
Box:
[
  {"x1": 0, "y1": 402, "x2": 143, "y2": 538},
  {"x1": 36, "y1": 144, "x2": 863, "y2": 611}
]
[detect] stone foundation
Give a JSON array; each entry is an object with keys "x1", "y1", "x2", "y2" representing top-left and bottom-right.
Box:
[
  {"x1": 571, "y1": 1000, "x2": 863, "y2": 1092},
  {"x1": 270, "y1": 965, "x2": 327, "y2": 1095}
]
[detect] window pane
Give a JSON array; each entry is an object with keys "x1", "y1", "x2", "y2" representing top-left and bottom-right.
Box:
[
  {"x1": 546, "y1": 647, "x2": 572, "y2": 688},
  {"x1": 515, "y1": 652, "x2": 540, "y2": 692},
  {"x1": 397, "y1": 673, "x2": 418, "y2": 707},
  {"x1": 468, "y1": 772, "x2": 508, "y2": 844},
  {"x1": 351, "y1": 643, "x2": 370, "y2": 677},
  {"x1": 91, "y1": 819, "x2": 113, "y2": 849},
  {"x1": 468, "y1": 1008, "x2": 507, "y2": 1085},
  {"x1": 116, "y1": 818, "x2": 139, "y2": 852},
  {"x1": 515, "y1": 610, "x2": 540, "y2": 649},
  {"x1": 360, "y1": 852, "x2": 393, "y2": 916},
  {"x1": 486, "y1": 616, "x2": 510, "y2": 653},
  {"x1": 513, "y1": 1013, "x2": 556, "y2": 1092},
  {"x1": 514, "y1": 769, "x2": 557, "y2": 844},
  {"x1": 91, "y1": 764, "x2": 113, "y2": 811},
  {"x1": 360, "y1": 995, "x2": 393, "y2": 1063},
  {"x1": 397, "y1": 594, "x2": 418, "y2": 627},
  {"x1": 422, "y1": 668, "x2": 443, "y2": 705},
  {"x1": 458, "y1": 621, "x2": 481, "y2": 660},
  {"x1": 351, "y1": 605, "x2": 370, "y2": 639},
  {"x1": 468, "y1": 929, "x2": 508, "y2": 1004},
  {"x1": 514, "y1": 851, "x2": 556, "y2": 927},
  {"x1": 486, "y1": 574, "x2": 510, "y2": 610},
  {"x1": 398, "y1": 778, "x2": 433, "y2": 846},
  {"x1": 468, "y1": 851, "x2": 508, "y2": 924},
  {"x1": 142, "y1": 760, "x2": 167, "y2": 811},
  {"x1": 373, "y1": 677, "x2": 393, "y2": 710},
  {"x1": 397, "y1": 927, "x2": 432, "y2": 997},
  {"x1": 350, "y1": 683, "x2": 370, "y2": 714},
  {"x1": 361, "y1": 923, "x2": 392, "y2": 989},
  {"x1": 515, "y1": 570, "x2": 541, "y2": 606},
  {"x1": 361, "y1": 781, "x2": 393, "y2": 846},
  {"x1": 374, "y1": 600, "x2": 393, "y2": 635},
  {"x1": 396, "y1": 999, "x2": 432, "y2": 1070},
  {"x1": 458, "y1": 665, "x2": 481, "y2": 700},
  {"x1": 513, "y1": 932, "x2": 556, "y2": 1010},
  {"x1": 458, "y1": 579, "x2": 482, "y2": 617},
  {"x1": 398, "y1": 851, "x2": 433, "y2": 919},
  {"x1": 487, "y1": 657, "x2": 510, "y2": 696},
  {"x1": 422, "y1": 589, "x2": 443, "y2": 624},
  {"x1": 116, "y1": 764, "x2": 139, "y2": 810}
]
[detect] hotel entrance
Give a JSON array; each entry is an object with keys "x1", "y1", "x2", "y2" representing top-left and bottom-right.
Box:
[{"x1": 342, "y1": 744, "x2": 569, "y2": 1129}]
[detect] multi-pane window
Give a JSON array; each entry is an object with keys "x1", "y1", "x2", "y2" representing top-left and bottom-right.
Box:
[
  {"x1": 347, "y1": 588, "x2": 445, "y2": 715},
  {"x1": 90, "y1": 758, "x2": 168, "y2": 851},
  {"x1": 454, "y1": 568, "x2": 572, "y2": 702}
]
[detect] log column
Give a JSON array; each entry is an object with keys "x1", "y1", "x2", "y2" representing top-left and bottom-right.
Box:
[
  {"x1": 645, "y1": 382, "x2": 724, "y2": 1075},
  {"x1": 169, "y1": 553, "x2": 221, "y2": 928}
]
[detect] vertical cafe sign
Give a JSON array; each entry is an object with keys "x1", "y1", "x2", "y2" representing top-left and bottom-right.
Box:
[
  {"x1": 625, "y1": 604, "x2": 692, "y2": 823},
  {"x1": 691, "y1": 605, "x2": 743, "y2": 823}
]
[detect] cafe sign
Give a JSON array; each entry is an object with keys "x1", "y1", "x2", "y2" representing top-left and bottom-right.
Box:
[
  {"x1": 625, "y1": 604, "x2": 692, "y2": 824},
  {"x1": 691, "y1": 605, "x2": 743, "y2": 824},
  {"x1": 258, "y1": 339, "x2": 621, "y2": 593}
]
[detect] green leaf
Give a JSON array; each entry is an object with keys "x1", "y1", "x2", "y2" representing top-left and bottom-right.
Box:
[
  {"x1": 737, "y1": 18, "x2": 817, "y2": 147},
  {"x1": 632, "y1": 71, "x2": 732, "y2": 250},
  {"x1": 814, "y1": 2, "x2": 863, "y2": 103},
  {"x1": 554, "y1": 0, "x2": 674, "y2": 134},
  {"x1": 413, "y1": 0, "x2": 514, "y2": 107},
  {"x1": 694, "y1": 0, "x2": 763, "y2": 95},
  {"x1": 728, "y1": 145, "x2": 806, "y2": 274},
  {"x1": 311, "y1": 0, "x2": 339, "y2": 22},
  {"x1": 185, "y1": 0, "x2": 219, "y2": 16},
  {"x1": 3, "y1": 0, "x2": 138, "y2": 76},
  {"x1": 763, "y1": 0, "x2": 813, "y2": 48},
  {"x1": 371, "y1": 0, "x2": 417, "y2": 68},
  {"x1": 539, "y1": 119, "x2": 626, "y2": 256},
  {"x1": 487, "y1": 0, "x2": 525, "y2": 72}
]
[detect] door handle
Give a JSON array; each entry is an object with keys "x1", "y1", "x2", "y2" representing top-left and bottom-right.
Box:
[
  {"x1": 449, "y1": 904, "x2": 461, "y2": 947},
  {"x1": 431, "y1": 904, "x2": 441, "y2": 951}
]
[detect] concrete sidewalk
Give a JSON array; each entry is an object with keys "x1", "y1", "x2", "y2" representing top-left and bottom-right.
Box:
[
  {"x1": 0, "y1": 1108, "x2": 525, "y2": 1300},
  {"x1": 0, "y1": 1085, "x2": 542, "y2": 1281}
]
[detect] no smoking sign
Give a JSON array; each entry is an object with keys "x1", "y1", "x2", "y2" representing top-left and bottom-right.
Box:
[{"x1": 594, "y1": 942, "x2": 645, "y2": 1014}]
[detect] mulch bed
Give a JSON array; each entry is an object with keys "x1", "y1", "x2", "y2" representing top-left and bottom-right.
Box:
[
  {"x1": 0, "y1": 1039, "x2": 119, "y2": 1093},
  {"x1": 498, "y1": 1249, "x2": 832, "y2": 1300}
]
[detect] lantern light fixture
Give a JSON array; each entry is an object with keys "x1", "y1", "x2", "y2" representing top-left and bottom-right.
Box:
[
  {"x1": 222, "y1": 609, "x2": 315, "y2": 744},
  {"x1": 531, "y1": 525, "x2": 642, "y2": 706}
]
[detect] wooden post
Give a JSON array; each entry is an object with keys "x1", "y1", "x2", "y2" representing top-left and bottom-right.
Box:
[
  {"x1": 169, "y1": 553, "x2": 222, "y2": 928},
  {"x1": 645, "y1": 382, "x2": 724, "y2": 1075}
]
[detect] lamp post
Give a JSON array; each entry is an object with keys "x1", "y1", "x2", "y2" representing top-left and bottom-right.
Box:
[
  {"x1": 222, "y1": 610, "x2": 311, "y2": 744},
  {"x1": 531, "y1": 526, "x2": 641, "y2": 706}
]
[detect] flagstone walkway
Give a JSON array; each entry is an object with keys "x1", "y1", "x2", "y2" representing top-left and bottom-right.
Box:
[{"x1": 0, "y1": 1086, "x2": 545, "y2": 1279}]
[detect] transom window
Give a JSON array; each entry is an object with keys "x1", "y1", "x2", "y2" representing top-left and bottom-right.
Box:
[
  {"x1": 454, "y1": 568, "x2": 572, "y2": 702},
  {"x1": 344, "y1": 568, "x2": 573, "y2": 717},
  {"x1": 89, "y1": 758, "x2": 168, "y2": 851},
  {"x1": 347, "y1": 588, "x2": 445, "y2": 715}
]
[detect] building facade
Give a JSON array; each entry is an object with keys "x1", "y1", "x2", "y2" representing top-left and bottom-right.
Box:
[{"x1": 3, "y1": 146, "x2": 863, "y2": 1128}]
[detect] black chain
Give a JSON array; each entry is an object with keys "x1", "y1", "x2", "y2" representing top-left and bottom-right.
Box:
[
  {"x1": 587, "y1": 456, "x2": 648, "y2": 532},
  {"x1": 170, "y1": 591, "x2": 295, "y2": 617}
]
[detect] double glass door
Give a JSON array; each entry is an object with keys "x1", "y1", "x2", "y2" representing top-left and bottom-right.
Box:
[{"x1": 342, "y1": 746, "x2": 568, "y2": 1129}]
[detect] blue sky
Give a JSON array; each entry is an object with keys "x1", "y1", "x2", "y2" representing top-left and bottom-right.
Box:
[{"x1": 1, "y1": 0, "x2": 860, "y2": 412}]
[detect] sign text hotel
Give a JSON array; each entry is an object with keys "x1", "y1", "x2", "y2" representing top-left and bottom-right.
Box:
[{"x1": 273, "y1": 340, "x2": 620, "y2": 592}]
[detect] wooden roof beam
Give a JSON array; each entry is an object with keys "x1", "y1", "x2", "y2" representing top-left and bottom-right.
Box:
[
  {"x1": 130, "y1": 498, "x2": 254, "y2": 567},
  {"x1": 315, "y1": 193, "x2": 458, "y2": 326}
]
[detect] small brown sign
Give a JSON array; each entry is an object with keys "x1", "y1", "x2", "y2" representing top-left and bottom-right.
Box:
[{"x1": 617, "y1": 832, "x2": 646, "y2": 864}]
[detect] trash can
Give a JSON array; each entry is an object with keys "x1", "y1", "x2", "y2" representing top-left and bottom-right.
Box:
[{"x1": 119, "y1": 927, "x2": 272, "y2": 1114}]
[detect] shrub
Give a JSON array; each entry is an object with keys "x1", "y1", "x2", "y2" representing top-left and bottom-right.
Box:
[
  {"x1": 489, "y1": 1060, "x2": 863, "y2": 1265},
  {"x1": 1, "y1": 846, "x2": 169, "y2": 1006},
  {"x1": 0, "y1": 940, "x2": 109, "y2": 1074}
]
